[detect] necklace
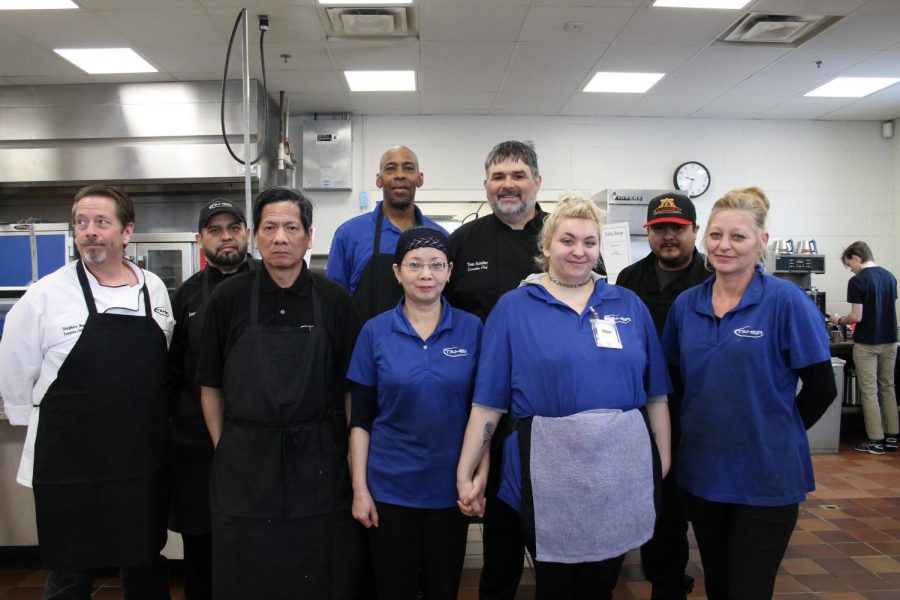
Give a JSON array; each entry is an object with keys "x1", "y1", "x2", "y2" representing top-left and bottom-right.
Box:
[{"x1": 546, "y1": 273, "x2": 592, "y2": 288}]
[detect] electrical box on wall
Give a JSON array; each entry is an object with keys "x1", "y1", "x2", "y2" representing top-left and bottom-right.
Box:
[{"x1": 302, "y1": 120, "x2": 352, "y2": 191}]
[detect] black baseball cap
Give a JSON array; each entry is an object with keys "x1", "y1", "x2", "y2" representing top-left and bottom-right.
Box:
[
  {"x1": 644, "y1": 193, "x2": 696, "y2": 227},
  {"x1": 198, "y1": 198, "x2": 246, "y2": 231}
]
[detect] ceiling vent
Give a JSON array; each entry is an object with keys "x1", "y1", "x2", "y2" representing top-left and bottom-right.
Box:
[
  {"x1": 321, "y1": 6, "x2": 418, "y2": 38},
  {"x1": 718, "y1": 13, "x2": 842, "y2": 47}
]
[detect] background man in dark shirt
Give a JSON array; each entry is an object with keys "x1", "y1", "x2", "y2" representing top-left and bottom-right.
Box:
[
  {"x1": 446, "y1": 140, "x2": 547, "y2": 600},
  {"x1": 197, "y1": 188, "x2": 362, "y2": 600},
  {"x1": 830, "y1": 241, "x2": 898, "y2": 455},
  {"x1": 168, "y1": 198, "x2": 256, "y2": 600},
  {"x1": 616, "y1": 192, "x2": 711, "y2": 600}
]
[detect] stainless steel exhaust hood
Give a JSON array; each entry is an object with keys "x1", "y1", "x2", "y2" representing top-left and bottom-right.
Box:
[{"x1": 0, "y1": 81, "x2": 278, "y2": 187}]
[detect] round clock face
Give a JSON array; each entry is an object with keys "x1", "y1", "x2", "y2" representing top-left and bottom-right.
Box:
[{"x1": 674, "y1": 161, "x2": 710, "y2": 198}]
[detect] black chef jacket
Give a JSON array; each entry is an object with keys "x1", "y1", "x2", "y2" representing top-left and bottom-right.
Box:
[
  {"x1": 196, "y1": 263, "x2": 360, "y2": 393},
  {"x1": 615, "y1": 249, "x2": 712, "y2": 337},
  {"x1": 445, "y1": 206, "x2": 548, "y2": 321}
]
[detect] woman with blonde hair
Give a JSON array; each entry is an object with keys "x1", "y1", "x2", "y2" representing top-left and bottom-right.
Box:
[
  {"x1": 457, "y1": 191, "x2": 671, "y2": 600},
  {"x1": 662, "y1": 187, "x2": 836, "y2": 599}
]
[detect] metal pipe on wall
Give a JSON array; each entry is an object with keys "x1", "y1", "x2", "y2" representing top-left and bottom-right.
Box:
[{"x1": 241, "y1": 8, "x2": 255, "y2": 250}]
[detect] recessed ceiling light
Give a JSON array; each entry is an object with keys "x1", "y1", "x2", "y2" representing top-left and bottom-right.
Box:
[
  {"x1": 319, "y1": 1, "x2": 412, "y2": 5},
  {"x1": 345, "y1": 70, "x2": 416, "y2": 92},
  {"x1": 54, "y1": 48, "x2": 157, "y2": 74},
  {"x1": 583, "y1": 72, "x2": 665, "y2": 94},
  {"x1": 0, "y1": 0, "x2": 78, "y2": 8},
  {"x1": 805, "y1": 77, "x2": 900, "y2": 98},
  {"x1": 652, "y1": 0, "x2": 750, "y2": 8}
]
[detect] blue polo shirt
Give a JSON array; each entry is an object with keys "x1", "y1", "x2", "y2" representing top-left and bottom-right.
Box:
[
  {"x1": 474, "y1": 277, "x2": 671, "y2": 511},
  {"x1": 347, "y1": 296, "x2": 482, "y2": 509},
  {"x1": 326, "y1": 202, "x2": 448, "y2": 294},
  {"x1": 662, "y1": 265, "x2": 831, "y2": 506}
]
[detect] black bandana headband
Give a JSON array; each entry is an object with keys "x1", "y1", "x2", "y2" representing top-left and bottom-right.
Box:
[{"x1": 394, "y1": 226, "x2": 450, "y2": 264}]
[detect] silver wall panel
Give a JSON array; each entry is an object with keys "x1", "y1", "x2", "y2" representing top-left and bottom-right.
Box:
[
  {"x1": 302, "y1": 119, "x2": 352, "y2": 191},
  {"x1": 0, "y1": 81, "x2": 254, "y2": 109}
]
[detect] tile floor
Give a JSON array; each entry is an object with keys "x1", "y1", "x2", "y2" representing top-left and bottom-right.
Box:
[{"x1": 2, "y1": 417, "x2": 899, "y2": 599}]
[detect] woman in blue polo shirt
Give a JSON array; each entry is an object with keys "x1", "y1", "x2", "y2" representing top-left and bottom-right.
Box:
[
  {"x1": 662, "y1": 187, "x2": 836, "y2": 600},
  {"x1": 456, "y1": 193, "x2": 672, "y2": 600},
  {"x1": 347, "y1": 226, "x2": 482, "y2": 600}
]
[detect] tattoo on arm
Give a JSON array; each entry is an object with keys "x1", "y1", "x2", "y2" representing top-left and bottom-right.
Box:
[{"x1": 481, "y1": 422, "x2": 496, "y2": 449}]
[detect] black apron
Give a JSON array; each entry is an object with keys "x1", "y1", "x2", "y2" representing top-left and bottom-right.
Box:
[
  {"x1": 352, "y1": 203, "x2": 420, "y2": 322},
  {"x1": 210, "y1": 270, "x2": 361, "y2": 600},
  {"x1": 32, "y1": 260, "x2": 171, "y2": 570},
  {"x1": 169, "y1": 268, "x2": 215, "y2": 535}
]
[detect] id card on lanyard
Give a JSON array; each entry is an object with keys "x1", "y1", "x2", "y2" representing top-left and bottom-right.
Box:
[{"x1": 589, "y1": 307, "x2": 623, "y2": 349}]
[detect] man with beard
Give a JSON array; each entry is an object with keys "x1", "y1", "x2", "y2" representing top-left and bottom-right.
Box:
[
  {"x1": 0, "y1": 184, "x2": 174, "y2": 599},
  {"x1": 168, "y1": 198, "x2": 257, "y2": 600},
  {"x1": 445, "y1": 140, "x2": 548, "y2": 599},
  {"x1": 616, "y1": 192, "x2": 711, "y2": 600},
  {"x1": 328, "y1": 146, "x2": 447, "y2": 321}
]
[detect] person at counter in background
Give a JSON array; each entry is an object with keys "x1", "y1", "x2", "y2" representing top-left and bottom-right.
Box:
[
  {"x1": 327, "y1": 146, "x2": 447, "y2": 322},
  {"x1": 457, "y1": 192, "x2": 671, "y2": 600},
  {"x1": 616, "y1": 192, "x2": 710, "y2": 600},
  {"x1": 444, "y1": 139, "x2": 548, "y2": 600},
  {"x1": 347, "y1": 227, "x2": 482, "y2": 600},
  {"x1": 662, "y1": 187, "x2": 836, "y2": 600},
  {"x1": 0, "y1": 184, "x2": 174, "y2": 600},
  {"x1": 197, "y1": 187, "x2": 363, "y2": 600},
  {"x1": 168, "y1": 198, "x2": 257, "y2": 600},
  {"x1": 830, "y1": 241, "x2": 898, "y2": 455}
]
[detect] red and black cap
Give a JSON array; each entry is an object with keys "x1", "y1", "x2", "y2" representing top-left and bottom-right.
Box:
[
  {"x1": 644, "y1": 193, "x2": 696, "y2": 227},
  {"x1": 198, "y1": 198, "x2": 246, "y2": 231}
]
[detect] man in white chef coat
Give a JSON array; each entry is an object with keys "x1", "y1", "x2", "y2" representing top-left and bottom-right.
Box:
[{"x1": 0, "y1": 184, "x2": 174, "y2": 600}]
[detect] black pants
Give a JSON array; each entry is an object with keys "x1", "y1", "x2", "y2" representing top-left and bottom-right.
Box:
[
  {"x1": 532, "y1": 555, "x2": 625, "y2": 600},
  {"x1": 687, "y1": 494, "x2": 798, "y2": 600},
  {"x1": 43, "y1": 556, "x2": 170, "y2": 600},
  {"x1": 640, "y1": 475, "x2": 690, "y2": 599},
  {"x1": 480, "y1": 427, "x2": 525, "y2": 600},
  {"x1": 181, "y1": 533, "x2": 212, "y2": 600},
  {"x1": 368, "y1": 502, "x2": 469, "y2": 600}
]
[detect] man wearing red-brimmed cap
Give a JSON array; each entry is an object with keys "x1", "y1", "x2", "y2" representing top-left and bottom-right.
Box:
[{"x1": 617, "y1": 192, "x2": 711, "y2": 600}]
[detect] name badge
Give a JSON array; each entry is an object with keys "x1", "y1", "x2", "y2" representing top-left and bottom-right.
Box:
[{"x1": 590, "y1": 315, "x2": 622, "y2": 349}]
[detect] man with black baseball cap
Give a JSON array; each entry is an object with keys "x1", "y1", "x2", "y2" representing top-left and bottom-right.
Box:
[
  {"x1": 616, "y1": 192, "x2": 710, "y2": 600},
  {"x1": 168, "y1": 198, "x2": 257, "y2": 600}
]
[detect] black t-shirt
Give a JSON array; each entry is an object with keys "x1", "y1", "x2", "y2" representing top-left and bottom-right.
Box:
[
  {"x1": 848, "y1": 265, "x2": 898, "y2": 345},
  {"x1": 196, "y1": 263, "x2": 361, "y2": 393},
  {"x1": 445, "y1": 206, "x2": 547, "y2": 321}
]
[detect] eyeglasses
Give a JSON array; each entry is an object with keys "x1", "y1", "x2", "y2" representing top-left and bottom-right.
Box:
[{"x1": 402, "y1": 261, "x2": 448, "y2": 272}]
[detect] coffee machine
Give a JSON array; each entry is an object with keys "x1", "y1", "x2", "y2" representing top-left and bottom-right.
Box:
[{"x1": 764, "y1": 243, "x2": 827, "y2": 316}]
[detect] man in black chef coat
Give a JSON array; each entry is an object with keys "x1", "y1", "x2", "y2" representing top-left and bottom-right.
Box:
[
  {"x1": 616, "y1": 192, "x2": 711, "y2": 600},
  {"x1": 446, "y1": 140, "x2": 548, "y2": 600},
  {"x1": 168, "y1": 198, "x2": 256, "y2": 600},
  {"x1": 197, "y1": 187, "x2": 363, "y2": 600}
]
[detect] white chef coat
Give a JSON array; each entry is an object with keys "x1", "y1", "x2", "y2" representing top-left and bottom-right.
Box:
[{"x1": 0, "y1": 259, "x2": 174, "y2": 487}]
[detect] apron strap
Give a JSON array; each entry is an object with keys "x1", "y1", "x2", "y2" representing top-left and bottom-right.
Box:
[{"x1": 76, "y1": 259, "x2": 151, "y2": 318}]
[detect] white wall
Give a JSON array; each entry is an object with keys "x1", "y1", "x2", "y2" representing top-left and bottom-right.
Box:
[{"x1": 295, "y1": 114, "x2": 893, "y2": 317}]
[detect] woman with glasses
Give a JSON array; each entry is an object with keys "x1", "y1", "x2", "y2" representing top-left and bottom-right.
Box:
[
  {"x1": 456, "y1": 192, "x2": 671, "y2": 600},
  {"x1": 347, "y1": 226, "x2": 482, "y2": 600}
]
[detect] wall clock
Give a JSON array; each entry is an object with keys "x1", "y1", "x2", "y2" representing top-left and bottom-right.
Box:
[{"x1": 673, "y1": 161, "x2": 710, "y2": 198}]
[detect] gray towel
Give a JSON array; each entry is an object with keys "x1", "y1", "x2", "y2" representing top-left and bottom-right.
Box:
[{"x1": 530, "y1": 409, "x2": 655, "y2": 563}]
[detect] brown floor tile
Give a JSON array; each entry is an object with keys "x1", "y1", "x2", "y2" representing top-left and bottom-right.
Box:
[
  {"x1": 853, "y1": 555, "x2": 900, "y2": 573},
  {"x1": 839, "y1": 572, "x2": 897, "y2": 591},
  {"x1": 0, "y1": 573, "x2": 32, "y2": 587},
  {"x1": 867, "y1": 540, "x2": 900, "y2": 556},
  {"x1": 798, "y1": 518, "x2": 839, "y2": 531},
  {"x1": 794, "y1": 573, "x2": 854, "y2": 592},
  {"x1": 849, "y1": 528, "x2": 895, "y2": 543},
  {"x1": 0, "y1": 589, "x2": 44, "y2": 599},
  {"x1": 833, "y1": 542, "x2": 881, "y2": 557},
  {"x1": 817, "y1": 530, "x2": 863, "y2": 543},
  {"x1": 792, "y1": 543, "x2": 845, "y2": 559},
  {"x1": 781, "y1": 558, "x2": 828, "y2": 575},
  {"x1": 773, "y1": 574, "x2": 812, "y2": 593},
  {"x1": 816, "y1": 593, "x2": 868, "y2": 600},
  {"x1": 817, "y1": 556, "x2": 872, "y2": 575}
]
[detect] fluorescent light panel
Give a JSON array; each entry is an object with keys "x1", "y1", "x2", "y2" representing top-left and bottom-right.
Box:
[
  {"x1": 54, "y1": 48, "x2": 157, "y2": 74},
  {"x1": 652, "y1": 0, "x2": 750, "y2": 8},
  {"x1": 319, "y1": 1, "x2": 412, "y2": 5},
  {"x1": 345, "y1": 70, "x2": 416, "y2": 92},
  {"x1": 583, "y1": 72, "x2": 665, "y2": 94},
  {"x1": 0, "y1": 0, "x2": 77, "y2": 8},
  {"x1": 805, "y1": 77, "x2": 900, "y2": 98}
]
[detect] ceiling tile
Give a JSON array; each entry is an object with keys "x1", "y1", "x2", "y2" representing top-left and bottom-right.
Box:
[
  {"x1": 420, "y1": 5, "x2": 528, "y2": 42},
  {"x1": 264, "y1": 44, "x2": 334, "y2": 71},
  {"x1": 350, "y1": 92, "x2": 421, "y2": 115},
  {"x1": 418, "y1": 69, "x2": 505, "y2": 92},
  {"x1": 802, "y1": 11, "x2": 900, "y2": 50},
  {"x1": 627, "y1": 94, "x2": 711, "y2": 117},
  {"x1": 266, "y1": 69, "x2": 344, "y2": 93},
  {"x1": 507, "y1": 42, "x2": 607, "y2": 73},
  {"x1": 518, "y1": 7, "x2": 637, "y2": 44},
  {"x1": 759, "y1": 48, "x2": 880, "y2": 78},
  {"x1": 327, "y1": 40, "x2": 420, "y2": 70},
  {"x1": 420, "y1": 91, "x2": 495, "y2": 114},
  {"x1": 283, "y1": 92, "x2": 351, "y2": 114},
  {"x1": 490, "y1": 90, "x2": 570, "y2": 114},
  {"x1": 205, "y1": 6, "x2": 325, "y2": 44},
  {"x1": 760, "y1": 96, "x2": 853, "y2": 119},
  {"x1": 500, "y1": 69, "x2": 591, "y2": 95},
  {"x1": 750, "y1": 0, "x2": 869, "y2": 15},
  {"x1": 558, "y1": 92, "x2": 641, "y2": 116},
  {"x1": 421, "y1": 42, "x2": 515, "y2": 70},
  {"x1": 617, "y1": 7, "x2": 741, "y2": 46},
  {"x1": 593, "y1": 43, "x2": 702, "y2": 72},
  {"x1": 679, "y1": 46, "x2": 790, "y2": 75},
  {"x1": 0, "y1": 11, "x2": 128, "y2": 48},
  {"x1": 96, "y1": 8, "x2": 223, "y2": 45}
]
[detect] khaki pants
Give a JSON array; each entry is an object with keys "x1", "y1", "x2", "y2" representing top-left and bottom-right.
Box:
[{"x1": 853, "y1": 342, "x2": 899, "y2": 440}]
